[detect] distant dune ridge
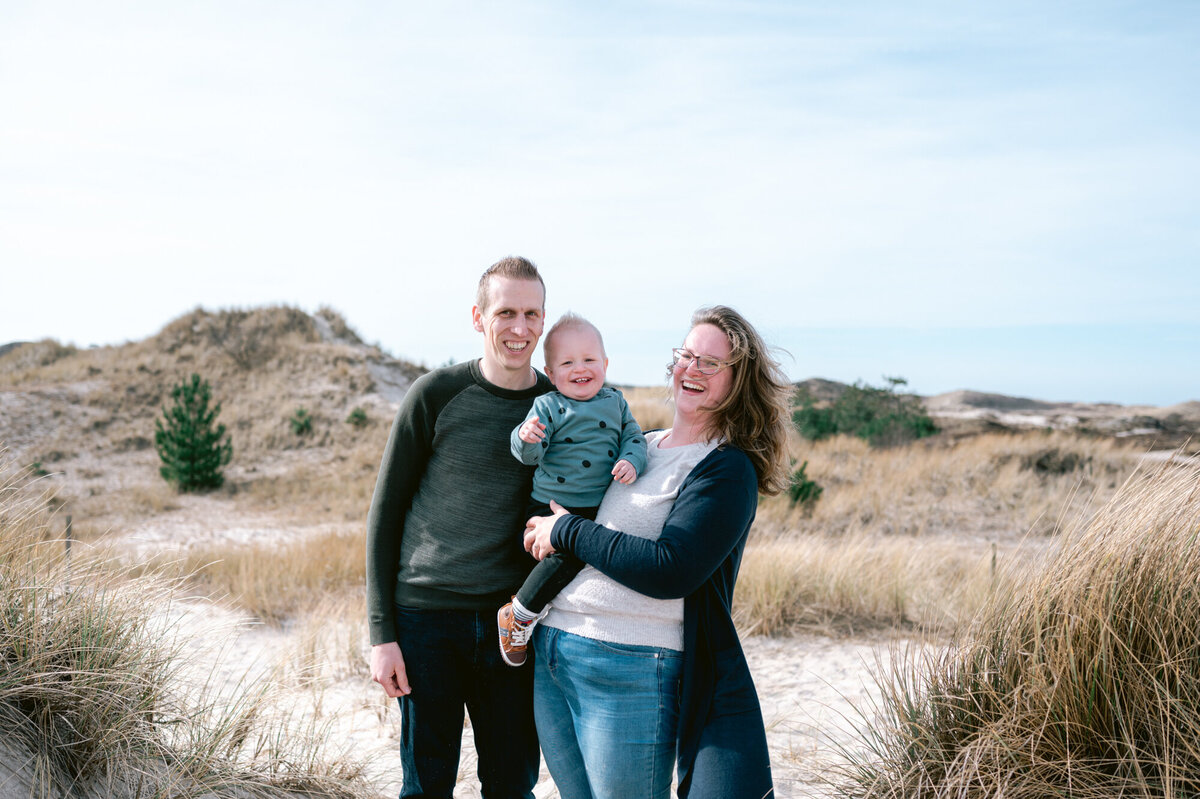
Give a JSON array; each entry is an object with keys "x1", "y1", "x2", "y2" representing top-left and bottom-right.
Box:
[
  {"x1": 799, "y1": 378, "x2": 1198, "y2": 444},
  {"x1": 0, "y1": 306, "x2": 426, "y2": 466},
  {"x1": 923, "y1": 390, "x2": 1200, "y2": 442}
]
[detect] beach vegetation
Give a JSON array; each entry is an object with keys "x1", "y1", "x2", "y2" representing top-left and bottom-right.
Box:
[
  {"x1": 794, "y1": 376, "x2": 938, "y2": 448},
  {"x1": 838, "y1": 460, "x2": 1200, "y2": 797},
  {"x1": 154, "y1": 372, "x2": 233, "y2": 491},
  {"x1": 0, "y1": 458, "x2": 374, "y2": 798},
  {"x1": 290, "y1": 406, "x2": 313, "y2": 436}
]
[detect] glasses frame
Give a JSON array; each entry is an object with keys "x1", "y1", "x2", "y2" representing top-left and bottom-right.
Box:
[{"x1": 670, "y1": 347, "x2": 734, "y2": 376}]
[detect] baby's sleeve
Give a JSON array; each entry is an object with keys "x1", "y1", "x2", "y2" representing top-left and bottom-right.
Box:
[
  {"x1": 511, "y1": 395, "x2": 552, "y2": 465},
  {"x1": 615, "y1": 394, "x2": 648, "y2": 475}
]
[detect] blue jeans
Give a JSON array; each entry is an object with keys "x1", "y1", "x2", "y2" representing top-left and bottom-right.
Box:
[
  {"x1": 392, "y1": 606, "x2": 539, "y2": 799},
  {"x1": 534, "y1": 625, "x2": 683, "y2": 799}
]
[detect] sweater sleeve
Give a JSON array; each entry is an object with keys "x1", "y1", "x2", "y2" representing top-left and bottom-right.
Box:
[
  {"x1": 550, "y1": 448, "x2": 757, "y2": 599},
  {"x1": 365, "y1": 376, "x2": 438, "y2": 645},
  {"x1": 510, "y1": 394, "x2": 551, "y2": 465},
  {"x1": 615, "y1": 392, "x2": 648, "y2": 476}
]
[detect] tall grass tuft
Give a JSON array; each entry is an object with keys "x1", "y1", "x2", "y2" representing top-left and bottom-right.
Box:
[
  {"x1": 0, "y1": 456, "x2": 374, "y2": 798},
  {"x1": 839, "y1": 459, "x2": 1200, "y2": 798}
]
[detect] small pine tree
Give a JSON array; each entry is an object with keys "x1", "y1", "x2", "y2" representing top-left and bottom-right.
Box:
[{"x1": 154, "y1": 373, "x2": 232, "y2": 491}]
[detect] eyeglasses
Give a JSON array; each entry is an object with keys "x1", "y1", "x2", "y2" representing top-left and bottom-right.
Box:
[{"x1": 670, "y1": 348, "x2": 733, "y2": 376}]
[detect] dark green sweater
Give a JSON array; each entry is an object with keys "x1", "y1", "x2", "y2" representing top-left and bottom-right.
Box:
[{"x1": 366, "y1": 359, "x2": 552, "y2": 645}]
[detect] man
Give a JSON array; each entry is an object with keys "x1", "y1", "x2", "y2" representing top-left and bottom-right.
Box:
[{"x1": 367, "y1": 256, "x2": 551, "y2": 798}]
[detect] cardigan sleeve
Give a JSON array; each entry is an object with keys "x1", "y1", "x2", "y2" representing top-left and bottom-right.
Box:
[
  {"x1": 510, "y1": 394, "x2": 552, "y2": 465},
  {"x1": 550, "y1": 447, "x2": 757, "y2": 599}
]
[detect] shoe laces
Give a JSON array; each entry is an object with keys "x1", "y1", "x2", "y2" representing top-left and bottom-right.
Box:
[{"x1": 508, "y1": 617, "x2": 533, "y2": 647}]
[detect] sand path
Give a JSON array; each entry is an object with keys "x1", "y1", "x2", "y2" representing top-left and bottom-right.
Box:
[{"x1": 180, "y1": 603, "x2": 893, "y2": 798}]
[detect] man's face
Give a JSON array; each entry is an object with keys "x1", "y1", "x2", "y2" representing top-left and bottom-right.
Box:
[{"x1": 472, "y1": 276, "x2": 546, "y2": 381}]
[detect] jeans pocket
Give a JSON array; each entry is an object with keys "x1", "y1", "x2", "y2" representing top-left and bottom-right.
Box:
[{"x1": 592, "y1": 638, "x2": 681, "y2": 660}]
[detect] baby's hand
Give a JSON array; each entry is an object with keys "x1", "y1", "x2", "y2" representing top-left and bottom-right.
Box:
[
  {"x1": 519, "y1": 416, "x2": 547, "y2": 444},
  {"x1": 611, "y1": 459, "x2": 638, "y2": 485}
]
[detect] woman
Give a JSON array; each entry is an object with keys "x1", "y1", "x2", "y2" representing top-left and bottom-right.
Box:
[{"x1": 524, "y1": 306, "x2": 792, "y2": 799}]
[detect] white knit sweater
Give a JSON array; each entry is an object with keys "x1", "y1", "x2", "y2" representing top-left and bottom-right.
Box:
[{"x1": 540, "y1": 430, "x2": 718, "y2": 651}]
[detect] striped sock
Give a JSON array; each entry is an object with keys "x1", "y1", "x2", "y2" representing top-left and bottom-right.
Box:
[{"x1": 511, "y1": 597, "x2": 538, "y2": 624}]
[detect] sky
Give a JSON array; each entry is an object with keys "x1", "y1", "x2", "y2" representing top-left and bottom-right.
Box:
[{"x1": 2, "y1": 1, "x2": 1197, "y2": 405}]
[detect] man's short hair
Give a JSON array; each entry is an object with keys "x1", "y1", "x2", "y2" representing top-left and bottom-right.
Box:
[
  {"x1": 477, "y1": 256, "x2": 546, "y2": 314},
  {"x1": 543, "y1": 312, "x2": 604, "y2": 364}
]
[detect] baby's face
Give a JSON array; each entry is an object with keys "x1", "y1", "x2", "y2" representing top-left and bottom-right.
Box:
[{"x1": 545, "y1": 326, "x2": 609, "y2": 401}]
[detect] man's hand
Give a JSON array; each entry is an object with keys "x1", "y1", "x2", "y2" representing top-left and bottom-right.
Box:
[
  {"x1": 518, "y1": 416, "x2": 547, "y2": 444},
  {"x1": 611, "y1": 459, "x2": 638, "y2": 485},
  {"x1": 371, "y1": 642, "x2": 412, "y2": 698}
]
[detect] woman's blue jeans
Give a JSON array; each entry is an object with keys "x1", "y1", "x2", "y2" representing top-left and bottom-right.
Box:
[{"x1": 533, "y1": 625, "x2": 683, "y2": 799}]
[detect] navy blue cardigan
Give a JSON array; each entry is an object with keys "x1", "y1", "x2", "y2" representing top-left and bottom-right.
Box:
[{"x1": 551, "y1": 445, "x2": 774, "y2": 799}]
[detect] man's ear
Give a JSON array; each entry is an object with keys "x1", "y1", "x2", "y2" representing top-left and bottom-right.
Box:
[{"x1": 471, "y1": 305, "x2": 484, "y2": 333}]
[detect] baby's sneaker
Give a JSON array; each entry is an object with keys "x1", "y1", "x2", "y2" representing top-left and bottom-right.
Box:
[{"x1": 497, "y1": 602, "x2": 537, "y2": 667}]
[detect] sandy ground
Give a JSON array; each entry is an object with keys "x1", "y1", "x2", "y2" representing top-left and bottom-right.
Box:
[{"x1": 175, "y1": 601, "x2": 892, "y2": 799}]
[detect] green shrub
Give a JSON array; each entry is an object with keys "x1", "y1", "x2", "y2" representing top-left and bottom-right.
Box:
[
  {"x1": 345, "y1": 407, "x2": 368, "y2": 429},
  {"x1": 793, "y1": 376, "x2": 937, "y2": 448},
  {"x1": 793, "y1": 397, "x2": 837, "y2": 441},
  {"x1": 154, "y1": 373, "x2": 232, "y2": 491},
  {"x1": 787, "y1": 460, "x2": 823, "y2": 513},
  {"x1": 290, "y1": 407, "x2": 313, "y2": 436}
]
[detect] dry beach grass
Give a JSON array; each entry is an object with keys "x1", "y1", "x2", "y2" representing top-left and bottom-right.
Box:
[
  {"x1": 0, "y1": 459, "x2": 376, "y2": 799},
  {"x1": 839, "y1": 458, "x2": 1200, "y2": 798}
]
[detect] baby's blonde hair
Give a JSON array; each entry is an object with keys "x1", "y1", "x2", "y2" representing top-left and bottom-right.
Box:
[{"x1": 543, "y1": 312, "x2": 605, "y2": 365}]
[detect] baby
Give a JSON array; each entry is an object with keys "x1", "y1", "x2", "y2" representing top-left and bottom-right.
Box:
[{"x1": 498, "y1": 312, "x2": 647, "y2": 666}]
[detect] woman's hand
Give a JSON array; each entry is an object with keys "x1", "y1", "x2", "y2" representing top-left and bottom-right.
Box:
[{"x1": 524, "y1": 500, "x2": 569, "y2": 561}]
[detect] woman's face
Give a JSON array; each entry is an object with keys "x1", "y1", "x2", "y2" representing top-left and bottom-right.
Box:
[{"x1": 672, "y1": 323, "x2": 734, "y2": 425}]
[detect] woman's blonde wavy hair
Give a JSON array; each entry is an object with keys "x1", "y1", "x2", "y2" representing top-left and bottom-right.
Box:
[{"x1": 683, "y1": 306, "x2": 792, "y2": 496}]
